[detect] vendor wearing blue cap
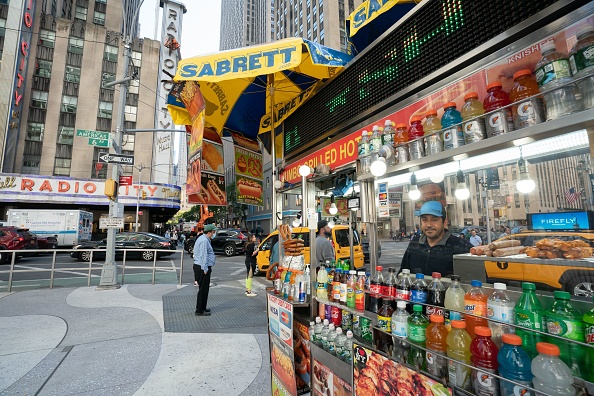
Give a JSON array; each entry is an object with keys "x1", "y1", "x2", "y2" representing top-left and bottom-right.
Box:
[{"x1": 400, "y1": 201, "x2": 472, "y2": 276}]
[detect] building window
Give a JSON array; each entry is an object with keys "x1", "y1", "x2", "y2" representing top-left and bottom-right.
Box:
[
  {"x1": 96, "y1": 0, "x2": 107, "y2": 3},
  {"x1": 104, "y1": 45, "x2": 118, "y2": 61},
  {"x1": 266, "y1": 176, "x2": 270, "y2": 188},
  {"x1": 124, "y1": 105, "x2": 137, "y2": 122},
  {"x1": 266, "y1": 197, "x2": 270, "y2": 210},
  {"x1": 31, "y1": 91, "x2": 48, "y2": 109},
  {"x1": 65, "y1": 66, "x2": 81, "y2": 83},
  {"x1": 98, "y1": 101, "x2": 112, "y2": 118},
  {"x1": 128, "y1": 79, "x2": 139, "y2": 94},
  {"x1": 68, "y1": 37, "x2": 84, "y2": 54},
  {"x1": 61, "y1": 95, "x2": 78, "y2": 113},
  {"x1": 54, "y1": 157, "x2": 72, "y2": 176},
  {"x1": 102, "y1": 72, "x2": 116, "y2": 87},
  {"x1": 122, "y1": 134, "x2": 135, "y2": 151},
  {"x1": 26, "y1": 123, "x2": 44, "y2": 141},
  {"x1": 93, "y1": 11, "x2": 105, "y2": 25},
  {"x1": 35, "y1": 60, "x2": 52, "y2": 78},
  {"x1": 75, "y1": 6, "x2": 87, "y2": 20},
  {"x1": 39, "y1": 30, "x2": 56, "y2": 48},
  {"x1": 57, "y1": 126, "x2": 74, "y2": 144},
  {"x1": 131, "y1": 51, "x2": 142, "y2": 67}
]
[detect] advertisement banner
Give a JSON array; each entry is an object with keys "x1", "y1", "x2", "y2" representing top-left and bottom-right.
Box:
[
  {"x1": 188, "y1": 171, "x2": 226, "y2": 206},
  {"x1": 312, "y1": 359, "x2": 352, "y2": 396},
  {"x1": 353, "y1": 344, "x2": 452, "y2": 396},
  {"x1": 293, "y1": 321, "x2": 312, "y2": 394},
  {"x1": 186, "y1": 151, "x2": 201, "y2": 197},
  {"x1": 388, "y1": 187, "x2": 402, "y2": 218},
  {"x1": 201, "y1": 140, "x2": 224, "y2": 174},
  {"x1": 378, "y1": 182, "x2": 389, "y2": 218},
  {"x1": 235, "y1": 147, "x2": 263, "y2": 180},
  {"x1": 320, "y1": 197, "x2": 349, "y2": 217},
  {"x1": 236, "y1": 175, "x2": 264, "y2": 206},
  {"x1": 272, "y1": 373, "x2": 294, "y2": 396},
  {"x1": 188, "y1": 110, "x2": 205, "y2": 159},
  {"x1": 268, "y1": 294, "x2": 293, "y2": 347},
  {"x1": 271, "y1": 335, "x2": 298, "y2": 396}
]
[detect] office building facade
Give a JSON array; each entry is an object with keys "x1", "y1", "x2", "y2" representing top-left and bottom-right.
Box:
[{"x1": 220, "y1": 0, "x2": 269, "y2": 51}]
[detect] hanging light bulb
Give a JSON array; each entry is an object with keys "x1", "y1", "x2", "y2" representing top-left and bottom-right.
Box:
[
  {"x1": 516, "y1": 154, "x2": 536, "y2": 194},
  {"x1": 273, "y1": 179, "x2": 283, "y2": 189},
  {"x1": 408, "y1": 173, "x2": 421, "y2": 200},
  {"x1": 430, "y1": 173, "x2": 445, "y2": 183},
  {"x1": 298, "y1": 165, "x2": 313, "y2": 177},
  {"x1": 329, "y1": 195, "x2": 338, "y2": 215},
  {"x1": 370, "y1": 144, "x2": 392, "y2": 177},
  {"x1": 454, "y1": 168, "x2": 470, "y2": 200}
]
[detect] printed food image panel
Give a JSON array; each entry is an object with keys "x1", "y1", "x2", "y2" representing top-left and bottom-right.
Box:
[
  {"x1": 313, "y1": 359, "x2": 352, "y2": 396},
  {"x1": 235, "y1": 147, "x2": 263, "y2": 179},
  {"x1": 271, "y1": 334, "x2": 298, "y2": 396},
  {"x1": 236, "y1": 175, "x2": 263, "y2": 206},
  {"x1": 188, "y1": 171, "x2": 226, "y2": 206},
  {"x1": 201, "y1": 140, "x2": 224, "y2": 174}
]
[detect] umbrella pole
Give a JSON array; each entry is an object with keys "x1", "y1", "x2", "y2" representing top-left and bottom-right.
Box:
[{"x1": 269, "y1": 74, "x2": 278, "y2": 231}]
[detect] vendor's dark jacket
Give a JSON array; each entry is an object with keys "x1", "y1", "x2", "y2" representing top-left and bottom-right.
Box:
[{"x1": 400, "y1": 230, "x2": 472, "y2": 276}]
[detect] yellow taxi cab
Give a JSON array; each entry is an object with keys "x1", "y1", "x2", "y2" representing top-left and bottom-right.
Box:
[
  {"x1": 483, "y1": 230, "x2": 594, "y2": 297},
  {"x1": 256, "y1": 225, "x2": 364, "y2": 275}
]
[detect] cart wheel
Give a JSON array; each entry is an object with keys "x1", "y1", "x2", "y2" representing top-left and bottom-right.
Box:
[{"x1": 266, "y1": 262, "x2": 279, "y2": 281}]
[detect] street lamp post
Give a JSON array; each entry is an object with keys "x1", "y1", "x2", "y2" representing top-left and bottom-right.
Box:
[{"x1": 135, "y1": 165, "x2": 142, "y2": 232}]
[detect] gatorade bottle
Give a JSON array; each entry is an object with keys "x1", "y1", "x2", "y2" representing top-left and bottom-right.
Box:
[
  {"x1": 316, "y1": 263, "x2": 328, "y2": 301},
  {"x1": 483, "y1": 81, "x2": 514, "y2": 137},
  {"x1": 515, "y1": 282, "x2": 545, "y2": 359},
  {"x1": 426, "y1": 272, "x2": 446, "y2": 317},
  {"x1": 426, "y1": 314, "x2": 448, "y2": 378},
  {"x1": 509, "y1": 69, "x2": 546, "y2": 130},
  {"x1": 535, "y1": 42, "x2": 580, "y2": 120},
  {"x1": 423, "y1": 109, "x2": 443, "y2": 155},
  {"x1": 498, "y1": 333, "x2": 533, "y2": 396},
  {"x1": 531, "y1": 342, "x2": 576, "y2": 396},
  {"x1": 544, "y1": 291, "x2": 585, "y2": 378},
  {"x1": 583, "y1": 295, "x2": 594, "y2": 382},
  {"x1": 471, "y1": 326, "x2": 499, "y2": 396},
  {"x1": 358, "y1": 130, "x2": 371, "y2": 173},
  {"x1": 487, "y1": 282, "x2": 515, "y2": 348},
  {"x1": 569, "y1": 24, "x2": 594, "y2": 110},
  {"x1": 441, "y1": 102, "x2": 464, "y2": 150},
  {"x1": 408, "y1": 116, "x2": 425, "y2": 160},
  {"x1": 355, "y1": 271, "x2": 365, "y2": 311},
  {"x1": 445, "y1": 275, "x2": 465, "y2": 330},
  {"x1": 447, "y1": 320, "x2": 472, "y2": 392},
  {"x1": 382, "y1": 120, "x2": 396, "y2": 166},
  {"x1": 394, "y1": 123, "x2": 410, "y2": 164},
  {"x1": 407, "y1": 304, "x2": 429, "y2": 370},
  {"x1": 464, "y1": 280, "x2": 489, "y2": 339},
  {"x1": 346, "y1": 270, "x2": 356, "y2": 309},
  {"x1": 461, "y1": 92, "x2": 487, "y2": 144},
  {"x1": 396, "y1": 269, "x2": 412, "y2": 301}
]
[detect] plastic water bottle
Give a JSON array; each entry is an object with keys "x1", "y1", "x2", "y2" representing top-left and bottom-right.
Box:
[
  {"x1": 487, "y1": 282, "x2": 515, "y2": 348},
  {"x1": 326, "y1": 323, "x2": 337, "y2": 355},
  {"x1": 391, "y1": 301, "x2": 410, "y2": 362},
  {"x1": 569, "y1": 24, "x2": 594, "y2": 110},
  {"x1": 320, "y1": 319, "x2": 330, "y2": 350},
  {"x1": 369, "y1": 125, "x2": 382, "y2": 153},
  {"x1": 535, "y1": 42, "x2": 580, "y2": 120},
  {"x1": 314, "y1": 317, "x2": 323, "y2": 347},
  {"x1": 441, "y1": 102, "x2": 464, "y2": 150},
  {"x1": 445, "y1": 274, "x2": 465, "y2": 330},
  {"x1": 309, "y1": 320, "x2": 316, "y2": 346},
  {"x1": 382, "y1": 120, "x2": 396, "y2": 166},
  {"x1": 358, "y1": 130, "x2": 371, "y2": 173},
  {"x1": 304, "y1": 265, "x2": 311, "y2": 301},
  {"x1": 498, "y1": 334, "x2": 533, "y2": 396},
  {"x1": 531, "y1": 342, "x2": 576, "y2": 396},
  {"x1": 344, "y1": 330, "x2": 354, "y2": 364},
  {"x1": 334, "y1": 327, "x2": 347, "y2": 361}
]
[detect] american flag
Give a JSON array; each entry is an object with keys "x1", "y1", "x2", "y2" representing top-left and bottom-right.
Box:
[{"x1": 565, "y1": 187, "x2": 584, "y2": 204}]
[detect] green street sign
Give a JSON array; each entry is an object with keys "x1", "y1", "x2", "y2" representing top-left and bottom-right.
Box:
[
  {"x1": 77, "y1": 129, "x2": 109, "y2": 140},
  {"x1": 89, "y1": 138, "x2": 109, "y2": 147}
]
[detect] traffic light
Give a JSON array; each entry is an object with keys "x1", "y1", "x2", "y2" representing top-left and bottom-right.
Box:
[
  {"x1": 104, "y1": 179, "x2": 118, "y2": 200},
  {"x1": 141, "y1": 190, "x2": 147, "y2": 199}
]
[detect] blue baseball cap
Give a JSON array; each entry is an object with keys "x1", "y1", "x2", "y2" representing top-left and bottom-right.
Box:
[{"x1": 418, "y1": 201, "x2": 446, "y2": 218}]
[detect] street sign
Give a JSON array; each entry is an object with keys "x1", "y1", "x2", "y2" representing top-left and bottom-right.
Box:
[
  {"x1": 99, "y1": 217, "x2": 124, "y2": 228},
  {"x1": 77, "y1": 129, "x2": 109, "y2": 140},
  {"x1": 89, "y1": 138, "x2": 109, "y2": 147},
  {"x1": 119, "y1": 176, "x2": 133, "y2": 186},
  {"x1": 98, "y1": 154, "x2": 135, "y2": 165}
]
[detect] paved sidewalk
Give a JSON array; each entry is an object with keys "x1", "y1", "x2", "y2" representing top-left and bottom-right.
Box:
[{"x1": 0, "y1": 283, "x2": 271, "y2": 396}]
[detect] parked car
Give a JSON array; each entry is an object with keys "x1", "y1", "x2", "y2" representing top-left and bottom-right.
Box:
[
  {"x1": 70, "y1": 232, "x2": 175, "y2": 262},
  {"x1": 0, "y1": 226, "x2": 38, "y2": 263},
  {"x1": 34, "y1": 234, "x2": 58, "y2": 250},
  {"x1": 361, "y1": 237, "x2": 382, "y2": 264},
  {"x1": 185, "y1": 229, "x2": 246, "y2": 257}
]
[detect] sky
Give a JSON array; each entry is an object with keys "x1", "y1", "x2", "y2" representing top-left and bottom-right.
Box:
[{"x1": 138, "y1": 0, "x2": 222, "y2": 57}]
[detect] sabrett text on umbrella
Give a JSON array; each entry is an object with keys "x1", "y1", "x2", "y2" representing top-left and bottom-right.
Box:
[{"x1": 179, "y1": 47, "x2": 297, "y2": 78}]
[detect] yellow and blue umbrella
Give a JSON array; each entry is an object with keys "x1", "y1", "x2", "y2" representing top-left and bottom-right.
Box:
[{"x1": 171, "y1": 37, "x2": 353, "y2": 155}]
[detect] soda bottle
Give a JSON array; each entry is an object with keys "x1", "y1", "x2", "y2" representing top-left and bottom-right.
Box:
[
  {"x1": 461, "y1": 92, "x2": 487, "y2": 143},
  {"x1": 319, "y1": 301, "x2": 326, "y2": 320},
  {"x1": 341, "y1": 310, "x2": 352, "y2": 332},
  {"x1": 355, "y1": 271, "x2": 366, "y2": 311},
  {"x1": 377, "y1": 297, "x2": 394, "y2": 332},
  {"x1": 569, "y1": 24, "x2": 594, "y2": 110},
  {"x1": 535, "y1": 42, "x2": 580, "y2": 120},
  {"x1": 344, "y1": 330, "x2": 354, "y2": 364},
  {"x1": 383, "y1": 268, "x2": 397, "y2": 298},
  {"x1": 334, "y1": 327, "x2": 347, "y2": 361},
  {"x1": 316, "y1": 263, "x2": 328, "y2": 301},
  {"x1": 544, "y1": 291, "x2": 585, "y2": 378},
  {"x1": 583, "y1": 295, "x2": 594, "y2": 382},
  {"x1": 531, "y1": 342, "x2": 576, "y2": 396},
  {"x1": 410, "y1": 273, "x2": 428, "y2": 305},
  {"x1": 346, "y1": 270, "x2": 357, "y2": 308},
  {"x1": 314, "y1": 317, "x2": 324, "y2": 347},
  {"x1": 470, "y1": 326, "x2": 499, "y2": 396},
  {"x1": 326, "y1": 261, "x2": 335, "y2": 302},
  {"x1": 332, "y1": 269, "x2": 342, "y2": 303},
  {"x1": 447, "y1": 320, "x2": 472, "y2": 391},
  {"x1": 339, "y1": 268, "x2": 348, "y2": 304},
  {"x1": 445, "y1": 274, "x2": 465, "y2": 330},
  {"x1": 423, "y1": 109, "x2": 443, "y2": 155},
  {"x1": 358, "y1": 130, "x2": 371, "y2": 173},
  {"x1": 391, "y1": 301, "x2": 410, "y2": 362},
  {"x1": 396, "y1": 269, "x2": 412, "y2": 301},
  {"x1": 509, "y1": 69, "x2": 546, "y2": 130},
  {"x1": 326, "y1": 323, "x2": 337, "y2": 355},
  {"x1": 426, "y1": 272, "x2": 446, "y2": 317},
  {"x1": 407, "y1": 304, "x2": 429, "y2": 370},
  {"x1": 426, "y1": 314, "x2": 448, "y2": 378},
  {"x1": 464, "y1": 280, "x2": 489, "y2": 339},
  {"x1": 483, "y1": 81, "x2": 514, "y2": 137},
  {"x1": 487, "y1": 282, "x2": 515, "y2": 348},
  {"x1": 441, "y1": 102, "x2": 464, "y2": 150},
  {"x1": 408, "y1": 116, "x2": 425, "y2": 160},
  {"x1": 331, "y1": 306, "x2": 342, "y2": 327},
  {"x1": 320, "y1": 319, "x2": 330, "y2": 350},
  {"x1": 498, "y1": 333, "x2": 533, "y2": 396},
  {"x1": 394, "y1": 123, "x2": 410, "y2": 164},
  {"x1": 382, "y1": 120, "x2": 396, "y2": 166},
  {"x1": 515, "y1": 282, "x2": 545, "y2": 358},
  {"x1": 369, "y1": 266, "x2": 384, "y2": 313}
]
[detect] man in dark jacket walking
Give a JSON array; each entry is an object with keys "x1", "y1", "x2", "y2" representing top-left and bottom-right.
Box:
[{"x1": 400, "y1": 201, "x2": 472, "y2": 276}]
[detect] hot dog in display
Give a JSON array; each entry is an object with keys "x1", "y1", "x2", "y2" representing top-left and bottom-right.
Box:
[
  {"x1": 207, "y1": 179, "x2": 226, "y2": 205},
  {"x1": 238, "y1": 178, "x2": 263, "y2": 199}
]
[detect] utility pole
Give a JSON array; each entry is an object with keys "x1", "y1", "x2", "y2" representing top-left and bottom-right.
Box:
[{"x1": 135, "y1": 164, "x2": 143, "y2": 232}]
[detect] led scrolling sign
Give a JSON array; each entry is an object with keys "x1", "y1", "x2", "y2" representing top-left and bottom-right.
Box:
[{"x1": 284, "y1": 0, "x2": 567, "y2": 157}]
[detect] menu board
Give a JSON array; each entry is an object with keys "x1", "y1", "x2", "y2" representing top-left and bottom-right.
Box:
[
  {"x1": 388, "y1": 187, "x2": 402, "y2": 218},
  {"x1": 232, "y1": 134, "x2": 264, "y2": 207},
  {"x1": 271, "y1": 335, "x2": 298, "y2": 396},
  {"x1": 312, "y1": 359, "x2": 352, "y2": 396}
]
